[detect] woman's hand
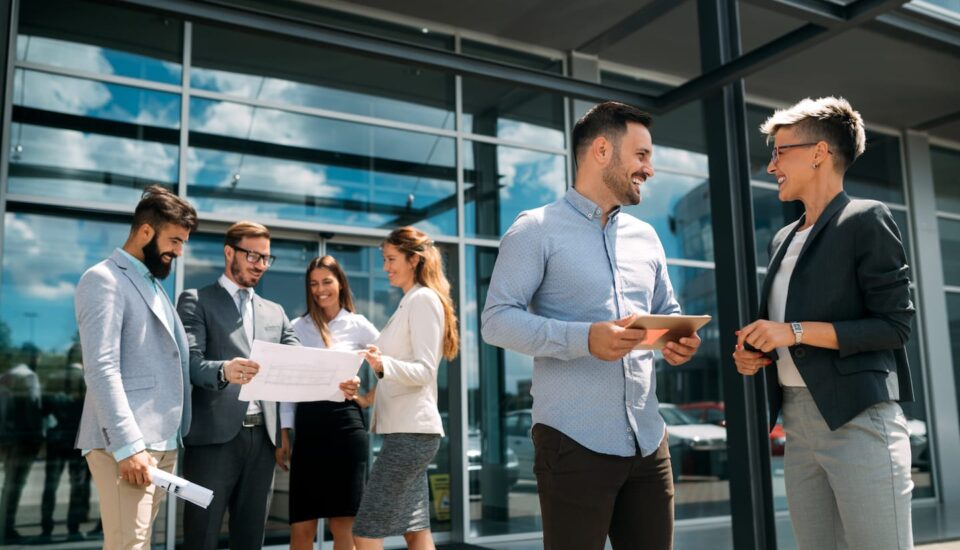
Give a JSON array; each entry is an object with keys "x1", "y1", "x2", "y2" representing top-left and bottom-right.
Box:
[
  {"x1": 362, "y1": 345, "x2": 383, "y2": 375},
  {"x1": 353, "y1": 387, "x2": 376, "y2": 409},
  {"x1": 275, "y1": 428, "x2": 292, "y2": 471},
  {"x1": 737, "y1": 320, "x2": 794, "y2": 353},
  {"x1": 733, "y1": 344, "x2": 772, "y2": 376},
  {"x1": 339, "y1": 376, "x2": 361, "y2": 400}
]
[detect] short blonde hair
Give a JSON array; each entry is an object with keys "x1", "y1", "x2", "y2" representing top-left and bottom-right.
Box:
[
  {"x1": 225, "y1": 221, "x2": 270, "y2": 247},
  {"x1": 760, "y1": 97, "x2": 866, "y2": 172}
]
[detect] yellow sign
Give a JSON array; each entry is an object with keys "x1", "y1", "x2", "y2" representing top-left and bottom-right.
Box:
[{"x1": 428, "y1": 473, "x2": 450, "y2": 521}]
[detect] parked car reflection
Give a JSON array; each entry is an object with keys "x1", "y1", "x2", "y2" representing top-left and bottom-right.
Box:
[
  {"x1": 660, "y1": 403, "x2": 727, "y2": 480},
  {"x1": 680, "y1": 401, "x2": 785, "y2": 456}
]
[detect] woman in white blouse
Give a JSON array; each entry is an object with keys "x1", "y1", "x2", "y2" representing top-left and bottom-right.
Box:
[
  {"x1": 352, "y1": 227, "x2": 459, "y2": 550},
  {"x1": 277, "y1": 256, "x2": 379, "y2": 550}
]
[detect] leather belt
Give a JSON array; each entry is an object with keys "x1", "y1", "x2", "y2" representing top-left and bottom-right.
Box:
[{"x1": 242, "y1": 413, "x2": 264, "y2": 427}]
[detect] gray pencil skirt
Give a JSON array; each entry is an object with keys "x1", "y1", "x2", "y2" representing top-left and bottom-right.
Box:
[{"x1": 353, "y1": 433, "x2": 441, "y2": 539}]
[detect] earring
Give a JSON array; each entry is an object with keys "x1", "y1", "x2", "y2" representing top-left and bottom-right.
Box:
[{"x1": 812, "y1": 163, "x2": 819, "y2": 168}]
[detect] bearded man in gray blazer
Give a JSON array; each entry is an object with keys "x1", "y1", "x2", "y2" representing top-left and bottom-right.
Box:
[
  {"x1": 177, "y1": 221, "x2": 300, "y2": 550},
  {"x1": 75, "y1": 185, "x2": 197, "y2": 550}
]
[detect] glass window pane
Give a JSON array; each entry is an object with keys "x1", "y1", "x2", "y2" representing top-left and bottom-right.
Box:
[
  {"x1": 747, "y1": 105, "x2": 776, "y2": 184},
  {"x1": 188, "y1": 98, "x2": 457, "y2": 235},
  {"x1": 752, "y1": 186, "x2": 792, "y2": 267},
  {"x1": 659, "y1": 266, "x2": 728, "y2": 519},
  {"x1": 904, "y1": 290, "x2": 933, "y2": 499},
  {"x1": 465, "y1": 245, "x2": 539, "y2": 536},
  {"x1": 932, "y1": 146, "x2": 960, "y2": 215},
  {"x1": 939, "y1": 218, "x2": 960, "y2": 287},
  {"x1": 461, "y1": 40, "x2": 562, "y2": 73},
  {"x1": 623, "y1": 173, "x2": 713, "y2": 262},
  {"x1": 0, "y1": 212, "x2": 174, "y2": 544},
  {"x1": 462, "y1": 79, "x2": 565, "y2": 148},
  {"x1": 18, "y1": 0, "x2": 182, "y2": 84},
  {"x1": 463, "y1": 142, "x2": 566, "y2": 239},
  {"x1": 845, "y1": 133, "x2": 904, "y2": 204},
  {"x1": 8, "y1": 69, "x2": 180, "y2": 205},
  {"x1": 191, "y1": 24, "x2": 455, "y2": 129}
]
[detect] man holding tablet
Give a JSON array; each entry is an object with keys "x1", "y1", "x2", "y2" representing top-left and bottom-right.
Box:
[{"x1": 481, "y1": 101, "x2": 701, "y2": 550}]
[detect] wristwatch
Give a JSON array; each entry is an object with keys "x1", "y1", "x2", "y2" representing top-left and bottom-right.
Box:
[
  {"x1": 218, "y1": 365, "x2": 227, "y2": 383},
  {"x1": 790, "y1": 322, "x2": 803, "y2": 346}
]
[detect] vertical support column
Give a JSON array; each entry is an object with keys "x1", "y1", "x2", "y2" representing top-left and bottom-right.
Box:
[
  {"x1": 0, "y1": 0, "x2": 16, "y2": 290},
  {"x1": 698, "y1": 1, "x2": 776, "y2": 549},
  {"x1": 567, "y1": 51, "x2": 599, "y2": 180},
  {"x1": 904, "y1": 130, "x2": 960, "y2": 507}
]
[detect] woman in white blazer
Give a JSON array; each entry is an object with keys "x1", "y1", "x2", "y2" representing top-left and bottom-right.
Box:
[{"x1": 352, "y1": 226, "x2": 459, "y2": 550}]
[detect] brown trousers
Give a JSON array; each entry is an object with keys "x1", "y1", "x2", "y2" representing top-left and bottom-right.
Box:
[{"x1": 533, "y1": 424, "x2": 674, "y2": 550}]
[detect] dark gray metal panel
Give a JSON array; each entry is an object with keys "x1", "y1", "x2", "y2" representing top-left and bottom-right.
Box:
[
  {"x1": 576, "y1": 0, "x2": 686, "y2": 54},
  {"x1": 111, "y1": 0, "x2": 658, "y2": 110},
  {"x1": 0, "y1": 0, "x2": 14, "y2": 292},
  {"x1": 698, "y1": 1, "x2": 777, "y2": 549},
  {"x1": 904, "y1": 130, "x2": 960, "y2": 507}
]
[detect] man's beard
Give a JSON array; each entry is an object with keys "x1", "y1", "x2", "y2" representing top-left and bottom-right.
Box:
[
  {"x1": 230, "y1": 256, "x2": 260, "y2": 288},
  {"x1": 602, "y1": 156, "x2": 641, "y2": 206},
  {"x1": 142, "y1": 235, "x2": 174, "y2": 279}
]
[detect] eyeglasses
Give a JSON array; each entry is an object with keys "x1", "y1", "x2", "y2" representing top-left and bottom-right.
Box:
[
  {"x1": 770, "y1": 142, "x2": 832, "y2": 163},
  {"x1": 229, "y1": 244, "x2": 276, "y2": 267}
]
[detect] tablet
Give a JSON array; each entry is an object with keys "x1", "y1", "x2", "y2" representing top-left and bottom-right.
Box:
[{"x1": 627, "y1": 314, "x2": 712, "y2": 350}]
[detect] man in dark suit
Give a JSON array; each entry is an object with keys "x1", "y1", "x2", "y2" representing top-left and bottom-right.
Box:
[{"x1": 177, "y1": 221, "x2": 299, "y2": 550}]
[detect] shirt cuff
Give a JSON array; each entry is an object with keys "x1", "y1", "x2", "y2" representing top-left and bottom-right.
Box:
[
  {"x1": 112, "y1": 439, "x2": 146, "y2": 462},
  {"x1": 566, "y1": 321, "x2": 593, "y2": 359},
  {"x1": 279, "y1": 404, "x2": 296, "y2": 429}
]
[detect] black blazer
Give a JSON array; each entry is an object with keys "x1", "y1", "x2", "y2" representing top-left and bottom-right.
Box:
[{"x1": 759, "y1": 191, "x2": 915, "y2": 431}]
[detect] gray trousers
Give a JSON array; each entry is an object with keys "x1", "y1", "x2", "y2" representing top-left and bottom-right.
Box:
[
  {"x1": 182, "y1": 425, "x2": 276, "y2": 550},
  {"x1": 782, "y1": 387, "x2": 913, "y2": 550}
]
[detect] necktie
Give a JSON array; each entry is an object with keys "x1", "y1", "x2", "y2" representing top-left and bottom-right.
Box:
[{"x1": 238, "y1": 289, "x2": 254, "y2": 345}]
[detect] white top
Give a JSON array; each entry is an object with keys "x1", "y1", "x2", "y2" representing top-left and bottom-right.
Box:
[
  {"x1": 769, "y1": 227, "x2": 811, "y2": 388},
  {"x1": 280, "y1": 309, "x2": 379, "y2": 429},
  {"x1": 370, "y1": 284, "x2": 446, "y2": 436},
  {"x1": 219, "y1": 274, "x2": 261, "y2": 415}
]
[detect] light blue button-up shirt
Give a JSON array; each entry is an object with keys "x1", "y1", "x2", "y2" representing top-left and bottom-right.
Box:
[{"x1": 481, "y1": 188, "x2": 681, "y2": 457}]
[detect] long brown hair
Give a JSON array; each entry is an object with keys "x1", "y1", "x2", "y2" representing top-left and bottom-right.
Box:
[
  {"x1": 384, "y1": 227, "x2": 459, "y2": 360},
  {"x1": 302, "y1": 255, "x2": 356, "y2": 347}
]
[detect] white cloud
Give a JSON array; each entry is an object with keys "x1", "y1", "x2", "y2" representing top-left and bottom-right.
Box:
[{"x1": 24, "y1": 280, "x2": 75, "y2": 300}]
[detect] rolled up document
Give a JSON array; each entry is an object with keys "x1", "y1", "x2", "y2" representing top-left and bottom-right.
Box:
[{"x1": 149, "y1": 466, "x2": 214, "y2": 509}]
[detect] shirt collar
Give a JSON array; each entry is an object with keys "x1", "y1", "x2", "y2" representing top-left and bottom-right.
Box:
[
  {"x1": 218, "y1": 273, "x2": 254, "y2": 299},
  {"x1": 564, "y1": 188, "x2": 620, "y2": 222},
  {"x1": 116, "y1": 248, "x2": 153, "y2": 282}
]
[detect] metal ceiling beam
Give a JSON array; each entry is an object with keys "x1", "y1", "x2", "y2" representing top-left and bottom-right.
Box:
[
  {"x1": 655, "y1": 0, "x2": 907, "y2": 112},
  {"x1": 112, "y1": 0, "x2": 658, "y2": 111},
  {"x1": 867, "y1": 12, "x2": 960, "y2": 56},
  {"x1": 916, "y1": 109, "x2": 960, "y2": 132},
  {"x1": 576, "y1": 0, "x2": 686, "y2": 55}
]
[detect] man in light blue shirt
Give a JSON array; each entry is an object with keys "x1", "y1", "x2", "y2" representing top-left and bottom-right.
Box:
[
  {"x1": 75, "y1": 185, "x2": 196, "y2": 549},
  {"x1": 482, "y1": 102, "x2": 701, "y2": 550}
]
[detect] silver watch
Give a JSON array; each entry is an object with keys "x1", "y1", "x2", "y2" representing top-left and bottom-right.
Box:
[{"x1": 791, "y1": 322, "x2": 803, "y2": 346}]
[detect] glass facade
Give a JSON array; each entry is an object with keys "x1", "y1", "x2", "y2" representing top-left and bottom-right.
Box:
[{"x1": 0, "y1": 0, "x2": 951, "y2": 548}]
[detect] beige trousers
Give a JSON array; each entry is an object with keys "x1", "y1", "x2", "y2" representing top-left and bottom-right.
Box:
[{"x1": 86, "y1": 449, "x2": 177, "y2": 550}]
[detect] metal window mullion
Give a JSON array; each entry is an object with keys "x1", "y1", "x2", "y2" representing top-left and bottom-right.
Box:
[
  {"x1": 14, "y1": 59, "x2": 183, "y2": 93},
  {"x1": 460, "y1": 130, "x2": 566, "y2": 156},
  {"x1": 0, "y1": 0, "x2": 19, "y2": 294},
  {"x1": 188, "y1": 87, "x2": 458, "y2": 139},
  {"x1": 937, "y1": 211, "x2": 960, "y2": 222}
]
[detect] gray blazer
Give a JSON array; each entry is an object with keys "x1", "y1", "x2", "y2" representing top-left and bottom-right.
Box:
[
  {"x1": 74, "y1": 250, "x2": 191, "y2": 453},
  {"x1": 177, "y1": 283, "x2": 299, "y2": 447},
  {"x1": 759, "y1": 192, "x2": 915, "y2": 431}
]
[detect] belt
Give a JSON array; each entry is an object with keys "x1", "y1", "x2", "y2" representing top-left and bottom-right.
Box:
[{"x1": 242, "y1": 413, "x2": 264, "y2": 427}]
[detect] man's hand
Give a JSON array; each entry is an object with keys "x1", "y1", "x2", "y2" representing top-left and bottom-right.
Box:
[
  {"x1": 737, "y1": 320, "x2": 794, "y2": 353},
  {"x1": 224, "y1": 357, "x2": 259, "y2": 384},
  {"x1": 118, "y1": 450, "x2": 156, "y2": 487},
  {"x1": 588, "y1": 314, "x2": 647, "y2": 361},
  {"x1": 275, "y1": 429, "x2": 292, "y2": 472},
  {"x1": 663, "y1": 333, "x2": 701, "y2": 366}
]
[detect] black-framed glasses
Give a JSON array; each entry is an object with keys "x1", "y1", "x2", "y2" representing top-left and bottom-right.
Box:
[
  {"x1": 770, "y1": 142, "x2": 831, "y2": 163},
  {"x1": 229, "y1": 244, "x2": 276, "y2": 267}
]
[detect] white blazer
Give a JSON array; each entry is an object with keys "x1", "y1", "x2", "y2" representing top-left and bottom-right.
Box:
[{"x1": 370, "y1": 284, "x2": 445, "y2": 436}]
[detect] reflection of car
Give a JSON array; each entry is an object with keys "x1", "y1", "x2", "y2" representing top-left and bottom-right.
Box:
[
  {"x1": 906, "y1": 418, "x2": 929, "y2": 468},
  {"x1": 660, "y1": 403, "x2": 727, "y2": 480},
  {"x1": 680, "y1": 401, "x2": 785, "y2": 456},
  {"x1": 505, "y1": 409, "x2": 535, "y2": 480}
]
